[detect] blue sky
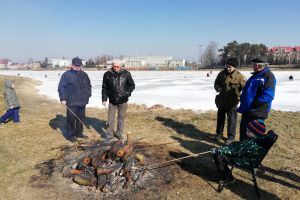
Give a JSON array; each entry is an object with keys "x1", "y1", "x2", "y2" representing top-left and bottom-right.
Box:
[{"x1": 1, "y1": 0, "x2": 300, "y2": 63}]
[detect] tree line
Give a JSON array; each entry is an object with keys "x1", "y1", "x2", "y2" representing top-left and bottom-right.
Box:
[{"x1": 201, "y1": 40, "x2": 268, "y2": 68}]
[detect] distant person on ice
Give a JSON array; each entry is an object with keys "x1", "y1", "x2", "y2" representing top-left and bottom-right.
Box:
[
  {"x1": 102, "y1": 61, "x2": 135, "y2": 141},
  {"x1": 214, "y1": 57, "x2": 246, "y2": 144},
  {"x1": 238, "y1": 57, "x2": 276, "y2": 141},
  {"x1": 289, "y1": 75, "x2": 293, "y2": 81},
  {"x1": 0, "y1": 80, "x2": 21, "y2": 124},
  {"x1": 58, "y1": 57, "x2": 92, "y2": 141}
]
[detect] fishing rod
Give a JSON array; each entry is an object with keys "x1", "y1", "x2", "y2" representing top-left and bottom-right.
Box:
[
  {"x1": 64, "y1": 105, "x2": 98, "y2": 140},
  {"x1": 134, "y1": 150, "x2": 211, "y2": 171}
]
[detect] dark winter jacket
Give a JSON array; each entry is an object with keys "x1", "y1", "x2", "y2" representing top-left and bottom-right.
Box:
[
  {"x1": 102, "y1": 69, "x2": 135, "y2": 105},
  {"x1": 214, "y1": 69, "x2": 246, "y2": 110},
  {"x1": 4, "y1": 80, "x2": 20, "y2": 109},
  {"x1": 58, "y1": 69, "x2": 91, "y2": 107},
  {"x1": 237, "y1": 67, "x2": 276, "y2": 119}
]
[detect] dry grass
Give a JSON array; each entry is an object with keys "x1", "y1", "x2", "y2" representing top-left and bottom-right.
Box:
[{"x1": 0, "y1": 75, "x2": 299, "y2": 200}]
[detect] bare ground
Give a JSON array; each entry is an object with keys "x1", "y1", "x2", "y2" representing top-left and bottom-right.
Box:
[{"x1": 0, "y1": 75, "x2": 299, "y2": 200}]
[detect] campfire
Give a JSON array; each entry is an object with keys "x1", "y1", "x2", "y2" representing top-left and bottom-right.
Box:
[
  {"x1": 29, "y1": 134, "x2": 184, "y2": 199},
  {"x1": 63, "y1": 134, "x2": 149, "y2": 193}
]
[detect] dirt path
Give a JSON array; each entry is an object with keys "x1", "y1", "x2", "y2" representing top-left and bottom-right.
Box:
[{"x1": 0, "y1": 75, "x2": 299, "y2": 200}]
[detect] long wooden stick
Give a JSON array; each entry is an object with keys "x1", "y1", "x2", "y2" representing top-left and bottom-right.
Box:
[
  {"x1": 65, "y1": 105, "x2": 98, "y2": 139},
  {"x1": 138, "y1": 150, "x2": 211, "y2": 170}
]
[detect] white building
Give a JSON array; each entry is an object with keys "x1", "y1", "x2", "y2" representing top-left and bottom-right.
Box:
[
  {"x1": 52, "y1": 58, "x2": 86, "y2": 67},
  {"x1": 108, "y1": 55, "x2": 185, "y2": 68},
  {"x1": 122, "y1": 55, "x2": 171, "y2": 67},
  {"x1": 168, "y1": 59, "x2": 186, "y2": 67},
  {"x1": 52, "y1": 58, "x2": 72, "y2": 67}
]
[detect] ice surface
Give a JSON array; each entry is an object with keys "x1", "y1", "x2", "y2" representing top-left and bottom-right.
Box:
[{"x1": 0, "y1": 70, "x2": 299, "y2": 112}]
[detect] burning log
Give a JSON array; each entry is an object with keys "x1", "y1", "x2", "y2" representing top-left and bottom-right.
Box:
[
  {"x1": 97, "y1": 174, "x2": 106, "y2": 190},
  {"x1": 91, "y1": 149, "x2": 108, "y2": 168},
  {"x1": 117, "y1": 144, "x2": 134, "y2": 160},
  {"x1": 96, "y1": 163, "x2": 123, "y2": 175},
  {"x1": 70, "y1": 169, "x2": 84, "y2": 175},
  {"x1": 123, "y1": 156, "x2": 135, "y2": 172},
  {"x1": 109, "y1": 140, "x2": 125, "y2": 160},
  {"x1": 83, "y1": 157, "x2": 91, "y2": 165},
  {"x1": 73, "y1": 174, "x2": 97, "y2": 187},
  {"x1": 134, "y1": 153, "x2": 145, "y2": 165},
  {"x1": 67, "y1": 138, "x2": 148, "y2": 193}
]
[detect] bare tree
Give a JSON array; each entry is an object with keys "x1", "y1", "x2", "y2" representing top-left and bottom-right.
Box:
[
  {"x1": 201, "y1": 41, "x2": 219, "y2": 67},
  {"x1": 95, "y1": 55, "x2": 114, "y2": 65},
  {"x1": 27, "y1": 58, "x2": 34, "y2": 64}
]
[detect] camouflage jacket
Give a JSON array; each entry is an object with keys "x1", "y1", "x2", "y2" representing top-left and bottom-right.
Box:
[
  {"x1": 214, "y1": 69, "x2": 246, "y2": 110},
  {"x1": 216, "y1": 139, "x2": 266, "y2": 169}
]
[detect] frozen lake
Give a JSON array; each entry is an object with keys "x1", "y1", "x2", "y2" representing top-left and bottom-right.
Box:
[{"x1": 0, "y1": 70, "x2": 299, "y2": 112}]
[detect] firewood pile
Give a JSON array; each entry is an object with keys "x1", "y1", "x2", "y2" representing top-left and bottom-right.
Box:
[{"x1": 64, "y1": 135, "x2": 148, "y2": 193}]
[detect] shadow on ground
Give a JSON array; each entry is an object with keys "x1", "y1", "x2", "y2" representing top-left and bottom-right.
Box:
[
  {"x1": 49, "y1": 114, "x2": 106, "y2": 141},
  {"x1": 156, "y1": 116, "x2": 281, "y2": 199}
]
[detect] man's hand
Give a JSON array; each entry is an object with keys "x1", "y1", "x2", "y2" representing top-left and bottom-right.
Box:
[
  {"x1": 102, "y1": 101, "x2": 107, "y2": 107},
  {"x1": 61, "y1": 100, "x2": 66, "y2": 106},
  {"x1": 10, "y1": 106, "x2": 14, "y2": 109}
]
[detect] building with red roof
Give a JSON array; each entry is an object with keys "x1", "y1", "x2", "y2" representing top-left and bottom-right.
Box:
[
  {"x1": 269, "y1": 46, "x2": 300, "y2": 64},
  {"x1": 0, "y1": 58, "x2": 12, "y2": 68}
]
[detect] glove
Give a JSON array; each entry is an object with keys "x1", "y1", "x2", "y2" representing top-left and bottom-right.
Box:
[{"x1": 210, "y1": 148, "x2": 217, "y2": 154}]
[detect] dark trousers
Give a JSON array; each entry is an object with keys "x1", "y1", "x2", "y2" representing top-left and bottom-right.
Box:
[
  {"x1": 66, "y1": 106, "x2": 85, "y2": 138},
  {"x1": 0, "y1": 108, "x2": 20, "y2": 123},
  {"x1": 106, "y1": 102, "x2": 128, "y2": 139},
  {"x1": 240, "y1": 113, "x2": 256, "y2": 141},
  {"x1": 213, "y1": 152, "x2": 233, "y2": 179},
  {"x1": 216, "y1": 107, "x2": 237, "y2": 140}
]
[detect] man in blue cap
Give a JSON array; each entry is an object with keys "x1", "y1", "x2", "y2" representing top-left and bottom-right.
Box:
[
  {"x1": 237, "y1": 56, "x2": 276, "y2": 141},
  {"x1": 58, "y1": 57, "x2": 92, "y2": 141}
]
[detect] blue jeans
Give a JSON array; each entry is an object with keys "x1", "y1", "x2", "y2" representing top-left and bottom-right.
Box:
[{"x1": 0, "y1": 107, "x2": 20, "y2": 123}]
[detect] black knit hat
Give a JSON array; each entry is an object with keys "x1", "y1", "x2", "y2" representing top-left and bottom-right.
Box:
[
  {"x1": 251, "y1": 56, "x2": 268, "y2": 63},
  {"x1": 226, "y1": 57, "x2": 238, "y2": 68}
]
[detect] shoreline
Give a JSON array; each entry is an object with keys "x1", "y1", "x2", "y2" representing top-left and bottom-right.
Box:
[{"x1": 1, "y1": 73, "x2": 300, "y2": 113}]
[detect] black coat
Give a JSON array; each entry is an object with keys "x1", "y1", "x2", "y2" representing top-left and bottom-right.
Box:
[
  {"x1": 58, "y1": 69, "x2": 91, "y2": 107},
  {"x1": 102, "y1": 69, "x2": 135, "y2": 105}
]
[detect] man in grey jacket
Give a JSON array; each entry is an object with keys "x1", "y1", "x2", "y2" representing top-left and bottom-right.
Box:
[{"x1": 0, "y1": 80, "x2": 21, "y2": 124}]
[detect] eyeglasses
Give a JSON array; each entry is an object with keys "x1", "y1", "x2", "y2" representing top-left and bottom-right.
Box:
[
  {"x1": 113, "y1": 65, "x2": 121, "y2": 68},
  {"x1": 226, "y1": 65, "x2": 233, "y2": 68}
]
